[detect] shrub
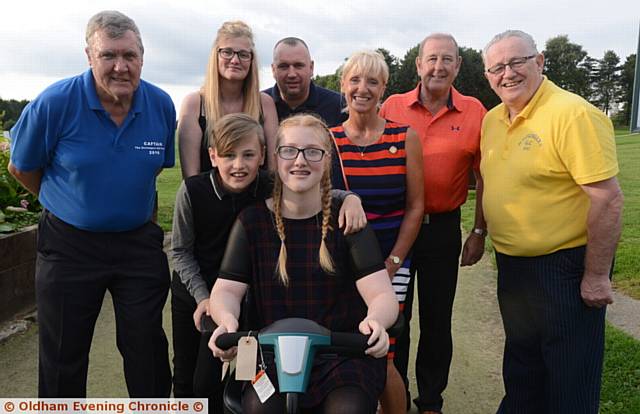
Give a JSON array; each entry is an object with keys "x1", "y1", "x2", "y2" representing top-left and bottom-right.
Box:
[{"x1": 0, "y1": 137, "x2": 41, "y2": 232}]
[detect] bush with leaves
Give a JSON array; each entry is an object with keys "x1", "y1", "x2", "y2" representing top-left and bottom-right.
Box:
[{"x1": 0, "y1": 138, "x2": 41, "y2": 233}]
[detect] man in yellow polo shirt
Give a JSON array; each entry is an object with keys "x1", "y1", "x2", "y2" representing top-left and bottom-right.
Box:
[{"x1": 481, "y1": 30, "x2": 623, "y2": 414}]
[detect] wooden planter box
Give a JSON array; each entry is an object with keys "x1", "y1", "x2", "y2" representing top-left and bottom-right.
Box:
[{"x1": 0, "y1": 225, "x2": 37, "y2": 322}]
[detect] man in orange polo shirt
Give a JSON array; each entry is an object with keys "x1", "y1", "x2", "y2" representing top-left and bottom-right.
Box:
[{"x1": 380, "y1": 33, "x2": 487, "y2": 414}]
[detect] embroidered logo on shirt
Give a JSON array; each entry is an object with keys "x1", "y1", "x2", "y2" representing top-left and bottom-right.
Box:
[
  {"x1": 134, "y1": 140, "x2": 165, "y2": 155},
  {"x1": 451, "y1": 125, "x2": 461, "y2": 131},
  {"x1": 518, "y1": 134, "x2": 543, "y2": 151}
]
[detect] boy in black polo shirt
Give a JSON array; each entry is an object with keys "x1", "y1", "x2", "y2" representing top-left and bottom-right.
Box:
[{"x1": 170, "y1": 113, "x2": 364, "y2": 413}]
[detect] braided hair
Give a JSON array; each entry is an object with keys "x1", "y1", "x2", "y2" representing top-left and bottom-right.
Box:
[{"x1": 272, "y1": 114, "x2": 335, "y2": 286}]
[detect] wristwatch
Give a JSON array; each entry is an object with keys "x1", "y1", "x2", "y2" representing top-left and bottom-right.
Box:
[
  {"x1": 472, "y1": 228, "x2": 487, "y2": 237},
  {"x1": 389, "y1": 255, "x2": 401, "y2": 265}
]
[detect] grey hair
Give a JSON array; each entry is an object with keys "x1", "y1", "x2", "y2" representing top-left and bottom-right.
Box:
[
  {"x1": 86, "y1": 10, "x2": 144, "y2": 54},
  {"x1": 273, "y1": 37, "x2": 310, "y2": 60},
  {"x1": 482, "y1": 30, "x2": 538, "y2": 63},
  {"x1": 419, "y1": 33, "x2": 459, "y2": 58}
]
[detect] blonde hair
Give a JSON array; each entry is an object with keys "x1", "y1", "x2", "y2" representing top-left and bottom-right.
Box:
[
  {"x1": 272, "y1": 114, "x2": 335, "y2": 286},
  {"x1": 340, "y1": 50, "x2": 389, "y2": 91},
  {"x1": 202, "y1": 21, "x2": 262, "y2": 142},
  {"x1": 211, "y1": 113, "x2": 265, "y2": 155}
]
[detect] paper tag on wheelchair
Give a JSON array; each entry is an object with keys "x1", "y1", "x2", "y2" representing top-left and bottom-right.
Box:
[
  {"x1": 252, "y1": 369, "x2": 275, "y2": 403},
  {"x1": 221, "y1": 361, "x2": 229, "y2": 381},
  {"x1": 235, "y1": 336, "x2": 258, "y2": 380}
]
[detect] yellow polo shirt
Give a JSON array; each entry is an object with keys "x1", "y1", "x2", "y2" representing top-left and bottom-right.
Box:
[{"x1": 480, "y1": 78, "x2": 618, "y2": 256}]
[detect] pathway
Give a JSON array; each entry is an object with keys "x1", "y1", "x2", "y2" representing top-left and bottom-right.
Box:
[
  {"x1": 0, "y1": 249, "x2": 507, "y2": 411},
  {"x1": 1, "y1": 244, "x2": 638, "y2": 413}
]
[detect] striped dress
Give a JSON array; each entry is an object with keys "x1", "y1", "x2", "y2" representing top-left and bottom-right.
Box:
[{"x1": 331, "y1": 121, "x2": 412, "y2": 358}]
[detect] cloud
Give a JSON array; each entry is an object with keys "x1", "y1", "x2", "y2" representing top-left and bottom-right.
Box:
[{"x1": 1, "y1": 0, "x2": 638, "y2": 106}]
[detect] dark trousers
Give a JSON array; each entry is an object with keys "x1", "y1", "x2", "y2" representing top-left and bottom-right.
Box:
[
  {"x1": 495, "y1": 246, "x2": 605, "y2": 414},
  {"x1": 395, "y1": 209, "x2": 461, "y2": 412},
  {"x1": 35, "y1": 211, "x2": 172, "y2": 397},
  {"x1": 171, "y1": 273, "x2": 223, "y2": 413}
]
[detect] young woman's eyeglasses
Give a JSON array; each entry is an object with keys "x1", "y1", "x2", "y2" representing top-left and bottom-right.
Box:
[
  {"x1": 276, "y1": 146, "x2": 326, "y2": 162},
  {"x1": 218, "y1": 48, "x2": 253, "y2": 62},
  {"x1": 486, "y1": 55, "x2": 536, "y2": 75}
]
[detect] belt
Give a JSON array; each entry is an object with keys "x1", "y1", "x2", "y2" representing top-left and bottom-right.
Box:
[{"x1": 422, "y1": 208, "x2": 461, "y2": 224}]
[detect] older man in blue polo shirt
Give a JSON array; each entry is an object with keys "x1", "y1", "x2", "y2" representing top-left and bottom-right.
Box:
[{"x1": 8, "y1": 11, "x2": 175, "y2": 397}]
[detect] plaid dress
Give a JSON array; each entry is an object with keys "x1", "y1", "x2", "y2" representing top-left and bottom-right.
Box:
[{"x1": 219, "y1": 200, "x2": 387, "y2": 408}]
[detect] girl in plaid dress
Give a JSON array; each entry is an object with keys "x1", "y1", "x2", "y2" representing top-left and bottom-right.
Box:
[{"x1": 209, "y1": 114, "x2": 398, "y2": 413}]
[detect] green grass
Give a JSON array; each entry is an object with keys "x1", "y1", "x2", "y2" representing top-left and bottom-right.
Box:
[
  {"x1": 156, "y1": 138, "x2": 182, "y2": 231},
  {"x1": 614, "y1": 127, "x2": 638, "y2": 136},
  {"x1": 601, "y1": 323, "x2": 640, "y2": 413},
  {"x1": 614, "y1": 133, "x2": 640, "y2": 299},
  {"x1": 460, "y1": 190, "x2": 494, "y2": 254},
  {"x1": 157, "y1": 166, "x2": 181, "y2": 231}
]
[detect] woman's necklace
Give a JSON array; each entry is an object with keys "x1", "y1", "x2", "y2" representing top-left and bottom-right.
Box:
[
  {"x1": 356, "y1": 141, "x2": 370, "y2": 157},
  {"x1": 344, "y1": 121, "x2": 384, "y2": 157},
  {"x1": 356, "y1": 145, "x2": 365, "y2": 157},
  {"x1": 350, "y1": 133, "x2": 380, "y2": 157}
]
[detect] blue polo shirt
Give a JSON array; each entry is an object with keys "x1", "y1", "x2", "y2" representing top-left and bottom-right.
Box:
[
  {"x1": 263, "y1": 81, "x2": 347, "y2": 127},
  {"x1": 10, "y1": 69, "x2": 176, "y2": 232}
]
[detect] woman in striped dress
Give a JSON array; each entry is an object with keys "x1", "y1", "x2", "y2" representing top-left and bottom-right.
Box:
[{"x1": 331, "y1": 50, "x2": 424, "y2": 414}]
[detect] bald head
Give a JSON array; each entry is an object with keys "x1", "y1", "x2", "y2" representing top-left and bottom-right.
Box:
[
  {"x1": 273, "y1": 37, "x2": 310, "y2": 60},
  {"x1": 271, "y1": 37, "x2": 315, "y2": 107}
]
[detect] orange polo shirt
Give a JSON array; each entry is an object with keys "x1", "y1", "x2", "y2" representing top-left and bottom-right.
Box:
[{"x1": 380, "y1": 85, "x2": 486, "y2": 214}]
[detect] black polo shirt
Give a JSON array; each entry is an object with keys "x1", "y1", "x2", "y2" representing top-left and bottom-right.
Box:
[{"x1": 263, "y1": 81, "x2": 347, "y2": 127}]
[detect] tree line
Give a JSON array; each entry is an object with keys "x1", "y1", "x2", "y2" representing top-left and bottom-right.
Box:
[
  {"x1": 1, "y1": 35, "x2": 636, "y2": 129},
  {"x1": 0, "y1": 99, "x2": 30, "y2": 131},
  {"x1": 314, "y1": 35, "x2": 637, "y2": 127}
]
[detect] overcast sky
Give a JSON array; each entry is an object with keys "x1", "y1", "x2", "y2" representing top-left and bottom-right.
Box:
[{"x1": 1, "y1": 0, "x2": 638, "y2": 109}]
